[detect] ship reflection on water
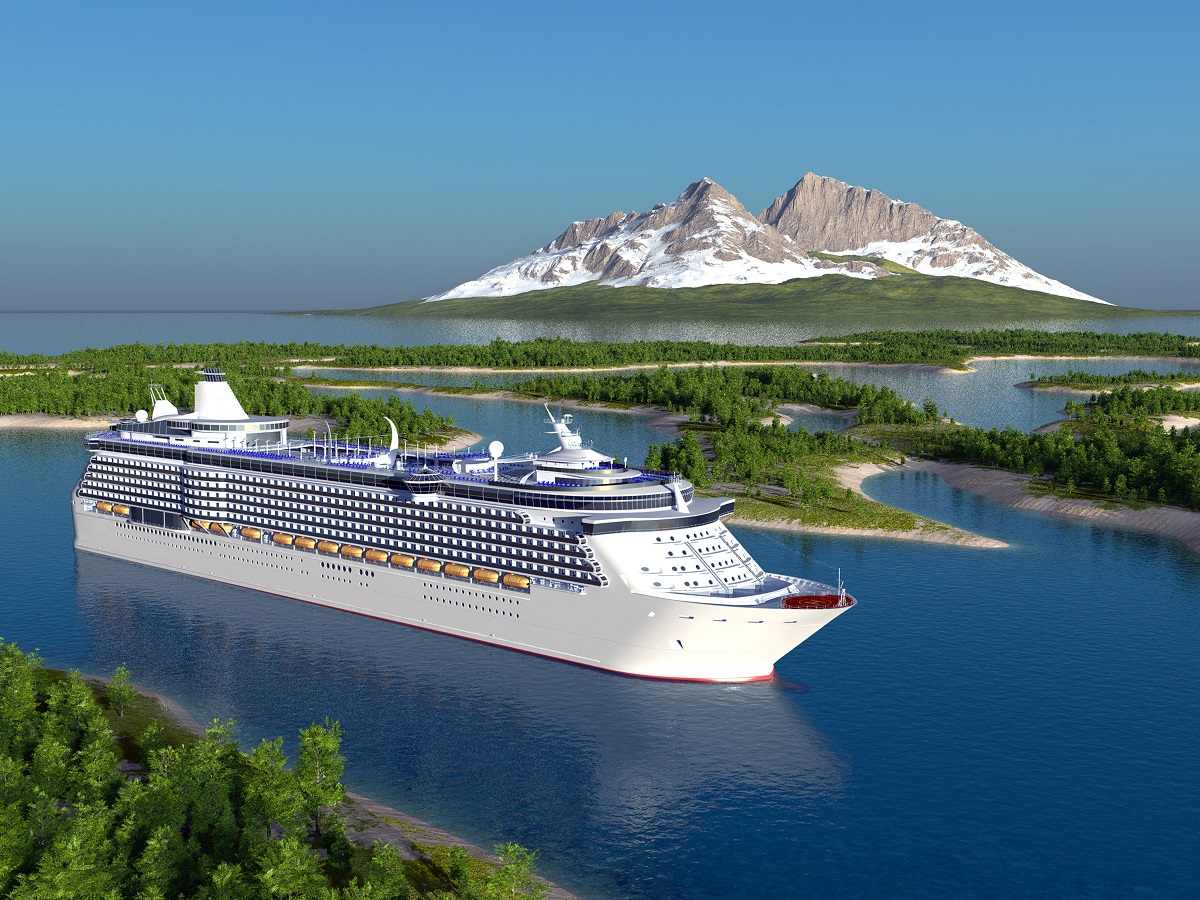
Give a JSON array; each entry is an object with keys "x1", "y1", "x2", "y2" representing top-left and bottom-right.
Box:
[{"x1": 74, "y1": 551, "x2": 846, "y2": 896}]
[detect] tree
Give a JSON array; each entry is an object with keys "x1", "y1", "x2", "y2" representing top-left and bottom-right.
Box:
[
  {"x1": 322, "y1": 815, "x2": 355, "y2": 878},
  {"x1": 256, "y1": 835, "x2": 325, "y2": 900},
  {"x1": 295, "y1": 719, "x2": 345, "y2": 839},
  {"x1": 242, "y1": 737, "x2": 304, "y2": 845},
  {"x1": 449, "y1": 845, "x2": 477, "y2": 900},
  {"x1": 484, "y1": 843, "x2": 547, "y2": 900},
  {"x1": 106, "y1": 663, "x2": 136, "y2": 718},
  {"x1": 364, "y1": 840, "x2": 408, "y2": 900}
]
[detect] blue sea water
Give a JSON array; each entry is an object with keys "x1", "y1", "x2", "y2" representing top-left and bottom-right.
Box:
[
  {"x1": 3, "y1": 309, "x2": 1200, "y2": 356},
  {"x1": 3, "y1": 312, "x2": 1200, "y2": 898}
]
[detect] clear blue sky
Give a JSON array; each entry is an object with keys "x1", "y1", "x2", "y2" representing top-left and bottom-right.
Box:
[{"x1": 2, "y1": 1, "x2": 1196, "y2": 311}]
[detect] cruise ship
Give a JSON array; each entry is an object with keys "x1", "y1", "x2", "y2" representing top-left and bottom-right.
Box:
[{"x1": 72, "y1": 370, "x2": 854, "y2": 681}]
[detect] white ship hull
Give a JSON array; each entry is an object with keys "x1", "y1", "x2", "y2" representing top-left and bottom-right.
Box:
[{"x1": 73, "y1": 498, "x2": 851, "y2": 682}]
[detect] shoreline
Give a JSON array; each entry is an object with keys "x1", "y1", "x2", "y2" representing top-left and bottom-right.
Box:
[
  {"x1": 0, "y1": 413, "x2": 114, "y2": 429},
  {"x1": 83, "y1": 673, "x2": 580, "y2": 900},
  {"x1": 1014, "y1": 379, "x2": 1200, "y2": 395},
  {"x1": 891, "y1": 460, "x2": 1200, "y2": 554}
]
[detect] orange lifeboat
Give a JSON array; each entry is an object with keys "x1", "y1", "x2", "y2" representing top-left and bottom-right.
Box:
[
  {"x1": 317, "y1": 540, "x2": 340, "y2": 555},
  {"x1": 473, "y1": 568, "x2": 500, "y2": 584},
  {"x1": 364, "y1": 548, "x2": 388, "y2": 564},
  {"x1": 294, "y1": 536, "x2": 317, "y2": 550},
  {"x1": 241, "y1": 526, "x2": 263, "y2": 541},
  {"x1": 112, "y1": 504, "x2": 131, "y2": 517},
  {"x1": 390, "y1": 553, "x2": 416, "y2": 568},
  {"x1": 415, "y1": 558, "x2": 442, "y2": 574},
  {"x1": 502, "y1": 573, "x2": 531, "y2": 590},
  {"x1": 271, "y1": 532, "x2": 295, "y2": 546},
  {"x1": 339, "y1": 544, "x2": 364, "y2": 560},
  {"x1": 96, "y1": 501, "x2": 114, "y2": 513},
  {"x1": 444, "y1": 562, "x2": 470, "y2": 578},
  {"x1": 210, "y1": 522, "x2": 234, "y2": 535}
]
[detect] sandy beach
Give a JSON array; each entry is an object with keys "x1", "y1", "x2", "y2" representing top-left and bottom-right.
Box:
[
  {"x1": 1015, "y1": 379, "x2": 1200, "y2": 395},
  {"x1": 0, "y1": 413, "x2": 114, "y2": 429}
]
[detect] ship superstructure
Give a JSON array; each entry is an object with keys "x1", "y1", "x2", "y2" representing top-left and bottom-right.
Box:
[{"x1": 72, "y1": 370, "x2": 853, "y2": 681}]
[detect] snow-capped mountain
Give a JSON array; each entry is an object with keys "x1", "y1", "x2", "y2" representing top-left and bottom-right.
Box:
[
  {"x1": 428, "y1": 180, "x2": 888, "y2": 301},
  {"x1": 759, "y1": 173, "x2": 1105, "y2": 303},
  {"x1": 429, "y1": 175, "x2": 1106, "y2": 304}
]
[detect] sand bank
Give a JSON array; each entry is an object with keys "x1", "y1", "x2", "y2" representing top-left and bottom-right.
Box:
[
  {"x1": 0, "y1": 413, "x2": 113, "y2": 429},
  {"x1": 899, "y1": 460, "x2": 1200, "y2": 554},
  {"x1": 1159, "y1": 415, "x2": 1200, "y2": 432}
]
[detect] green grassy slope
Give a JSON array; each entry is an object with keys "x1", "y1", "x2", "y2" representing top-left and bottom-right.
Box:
[{"x1": 330, "y1": 276, "x2": 1182, "y2": 328}]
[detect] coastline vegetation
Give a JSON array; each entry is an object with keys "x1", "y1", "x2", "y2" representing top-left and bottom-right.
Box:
[
  {"x1": 1026, "y1": 368, "x2": 1200, "y2": 390},
  {"x1": 0, "y1": 639, "x2": 547, "y2": 899},
  {"x1": 2, "y1": 329, "x2": 1197, "y2": 373},
  {"x1": 858, "y1": 386, "x2": 1200, "y2": 508}
]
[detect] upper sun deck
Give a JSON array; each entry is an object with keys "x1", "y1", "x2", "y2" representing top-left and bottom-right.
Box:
[{"x1": 87, "y1": 377, "x2": 695, "y2": 514}]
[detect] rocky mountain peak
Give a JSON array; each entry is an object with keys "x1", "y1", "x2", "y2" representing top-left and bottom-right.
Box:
[{"x1": 760, "y1": 174, "x2": 938, "y2": 251}]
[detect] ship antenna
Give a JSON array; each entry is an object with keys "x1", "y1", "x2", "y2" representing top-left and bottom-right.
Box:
[{"x1": 838, "y1": 568, "x2": 846, "y2": 605}]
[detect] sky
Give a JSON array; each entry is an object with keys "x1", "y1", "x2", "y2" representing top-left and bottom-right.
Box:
[{"x1": 1, "y1": 0, "x2": 1196, "y2": 312}]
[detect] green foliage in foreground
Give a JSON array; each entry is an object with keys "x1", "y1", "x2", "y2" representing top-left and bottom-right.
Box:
[
  {"x1": 333, "y1": 276, "x2": 1161, "y2": 326},
  {"x1": 0, "y1": 641, "x2": 547, "y2": 900}
]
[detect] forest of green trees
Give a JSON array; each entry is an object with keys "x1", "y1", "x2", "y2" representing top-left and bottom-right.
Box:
[
  {"x1": 883, "y1": 386, "x2": 1200, "y2": 507},
  {"x1": 1029, "y1": 369, "x2": 1200, "y2": 389},
  {"x1": 507, "y1": 366, "x2": 935, "y2": 428},
  {"x1": 3, "y1": 329, "x2": 1196, "y2": 371},
  {"x1": 0, "y1": 640, "x2": 546, "y2": 899}
]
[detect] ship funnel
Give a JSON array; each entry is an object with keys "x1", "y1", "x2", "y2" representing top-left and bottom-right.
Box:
[{"x1": 193, "y1": 369, "x2": 249, "y2": 421}]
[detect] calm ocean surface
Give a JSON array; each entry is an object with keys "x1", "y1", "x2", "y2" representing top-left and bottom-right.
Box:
[{"x1": 3, "y1": 312, "x2": 1200, "y2": 898}]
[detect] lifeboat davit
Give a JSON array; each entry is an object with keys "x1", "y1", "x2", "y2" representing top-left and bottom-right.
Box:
[
  {"x1": 390, "y1": 553, "x2": 416, "y2": 568},
  {"x1": 241, "y1": 526, "x2": 263, "y2": 541},
  {"x1": 364, "y1": 548, "x2": 388, "y2": 564},
  {"x1": 340, "y1": 544, "x2": 364, "y2": 559},
  {"x1": 317, "y1": 540, "x2": 340, "y2": 554},
  {"x1": 294, "y1": 536, "x2": 317, "y2": 550},
  {"x1": 415, "y1": 558, "x2": 442, "y2": 574},
  {"x1": 472, "y1": 568, "x2": 500, "y2": 584},
  {"x1": 444, "y1": 562, "x2": 470, "y2": 578},
  {"x1": 271, "y1": 532, "x2": 295, "y2": 546},
  {"x1": 502, "y1": 573, "x2": 531, "y2": 590}
]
